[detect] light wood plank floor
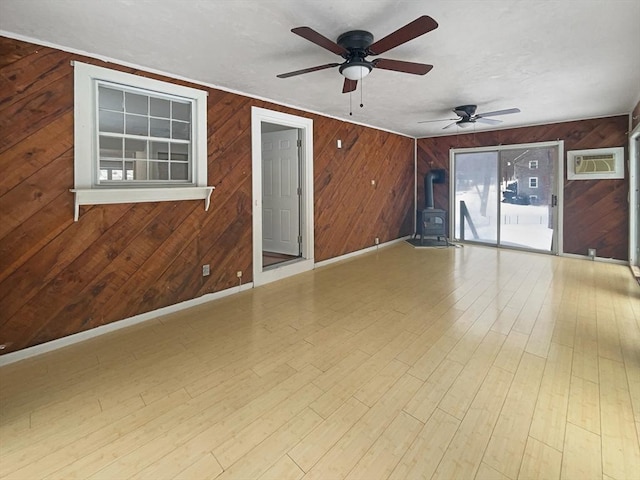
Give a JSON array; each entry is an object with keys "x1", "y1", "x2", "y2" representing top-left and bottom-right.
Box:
[{"x1": 1, "y1": 243, "x2": 639, "y2": 480}]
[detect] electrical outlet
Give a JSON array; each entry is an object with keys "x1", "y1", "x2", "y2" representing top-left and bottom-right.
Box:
[
  {"x1": 588, "y1": 248, "x2": 596, "y2": 259},
  {"x1": 236, "y1": 271, "x2": 242, "y2": 278},
  {"x1": 202, "y1": 264, "x2": 210, "y2": 276},
  {"x1": 375, "y1": 237, "x2": 379, "y2": 245}
]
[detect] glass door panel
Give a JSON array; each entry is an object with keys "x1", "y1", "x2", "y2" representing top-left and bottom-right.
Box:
[
  {"x1": 454, "y1": 151, "x2": 499, "y2": 245},
  {"x1": 499, "y1": 147, "x2": 557, "y2": 253}
]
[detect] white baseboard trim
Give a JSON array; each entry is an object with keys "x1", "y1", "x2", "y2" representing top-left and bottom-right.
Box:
[
  {"x1": 0, "y1": 237, "x2": 412, "y2": 367},
  {"x1": 0, "y1": 282, "x2": 254, "y2": 367},
  {"x1": 253, "y1": 258, "x2": 314, "y2": 287},
  {"x1": 315, "y1": 236, "x2": 411, "y2": 268}
]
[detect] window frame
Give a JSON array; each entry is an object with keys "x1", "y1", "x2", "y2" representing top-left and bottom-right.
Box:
[
  {"x1": 72, "y1": 62, "x2": 213, "y2": 221},
  {"x1": 529, "y1": 160, "x2": 539, "y2": 169},
  {"x1": 529, "y1": 177, "x2": 539, "y2": 188}
]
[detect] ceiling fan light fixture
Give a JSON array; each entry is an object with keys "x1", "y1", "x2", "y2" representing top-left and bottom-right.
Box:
[{"x1": 339, "y1": 62, "x2": 372, "y2": 80}]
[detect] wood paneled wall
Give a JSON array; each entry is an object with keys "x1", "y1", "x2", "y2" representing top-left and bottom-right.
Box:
[
  {"x1": 0, "y1": 37, "x2": 414, "y2": 354},
  {"x1": 417, "y1": 116, "x2": 629, "y2": 260}
]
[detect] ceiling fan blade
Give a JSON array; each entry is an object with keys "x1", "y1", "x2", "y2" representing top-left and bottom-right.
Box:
[
  {"x1": 277, "y1": 63, "x2": 341, "y2": 78},
  {"x1": 291, "y1": 27, "x2": 348, "y2": 56},
  {"x1": 476, "y1": 117, "x2": 502, "y2": 125},
  {"x1": 368, "y1": 16, "x2": 439, "y2": 55},
  {"x1": 418, "y1": 118, "x2": 458, "y2": 124},
  {"x1": 477, "y1": 108, "x2": 521, "y2": 118},
  {"x1": 443, "y1": 121, "x2": 459, "y2": 130},
  {"x1": 372, "y1": 58, "x2": 433, "y2": 75},
  {"x1": 342, "y1": 78, "x2": 357, "y2": 93}
]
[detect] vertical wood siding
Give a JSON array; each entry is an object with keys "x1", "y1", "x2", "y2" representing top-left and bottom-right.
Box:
[
  {"x1": 416, "y1": 116, "x2": 629, "y2": 260},
  {"x1": 0, "y1": 37, "x2": 414, "y2": 354}
]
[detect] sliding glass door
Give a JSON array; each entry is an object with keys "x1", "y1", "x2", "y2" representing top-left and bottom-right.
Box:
[{"x1": 451, "y1": 142, "x2": 562, "y2": 254}]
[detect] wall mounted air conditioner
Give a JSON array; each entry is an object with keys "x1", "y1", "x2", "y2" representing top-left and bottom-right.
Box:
[{"x1": 567, "y1": 147, "x2": 624, "y2": 180}]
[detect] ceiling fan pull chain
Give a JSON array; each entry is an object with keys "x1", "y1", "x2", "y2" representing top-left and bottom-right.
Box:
[
  {"x1": 349, "y1": 91, "x2": 353, "y2": 116},
  {"x1": 360, "y1": 76, "x2": 364, "y2": 108}
]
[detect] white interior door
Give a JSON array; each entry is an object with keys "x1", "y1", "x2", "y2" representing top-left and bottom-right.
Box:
[{"x1": 261, "y1": 129, "x2": 300, "y2": 256}]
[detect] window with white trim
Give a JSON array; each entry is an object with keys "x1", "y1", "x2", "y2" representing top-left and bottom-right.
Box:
[
  {"x1": 529, "y1": 160, "x2": 538, "y2": 169},
  {"x1": 72, "y1": 62, "x2": 213, "y2": 221},
  {"x1": 529, "y1": 177, "x2": 538, "y2": 188},
  {"x1": 529, "y1": 194, "x2": 538, "y2": 204}
]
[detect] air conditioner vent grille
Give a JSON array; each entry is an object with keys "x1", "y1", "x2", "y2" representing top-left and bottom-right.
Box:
[
  {"x1": 568, "y1": 147, "x2": 624, "y2": 179},
  {"x1": 577, "y1": 154, "x2": 615, "y2": 162},
  {"x1": 575, "y1": 154, "x2": 616, "y2": 173}
]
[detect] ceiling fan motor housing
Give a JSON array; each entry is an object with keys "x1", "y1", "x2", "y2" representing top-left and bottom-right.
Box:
[
  {"x1": 453, "y1": 105, "x2": 477, "y2": 119},
  {"x1": 337, "y1": 30, "x2": 375, "y2": 78},
  {"x1": 337, "y1": 30, "x2": 374, "y2": 52}
]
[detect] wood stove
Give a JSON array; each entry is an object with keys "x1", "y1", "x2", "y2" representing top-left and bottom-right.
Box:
[
  {"x1": 416, "y1": 169, "x2": 449, "y2": 246},
  {"x1": 418, "y1": 208, "x2": 448, "y2": 246}
]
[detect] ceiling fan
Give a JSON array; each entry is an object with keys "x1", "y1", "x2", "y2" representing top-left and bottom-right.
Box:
[
  {"x1": 420, "y1": 105, "x2": 521, "y2": 129},
  {"x1": 276, "y1": 16, "x2": 438, "y2": 94}
]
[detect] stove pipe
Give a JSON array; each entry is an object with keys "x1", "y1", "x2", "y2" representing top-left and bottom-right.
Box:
[{"x1": 424, "y1": 169, "x2": 445, "y2": 209}]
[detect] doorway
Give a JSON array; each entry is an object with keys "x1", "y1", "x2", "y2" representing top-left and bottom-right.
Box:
[
  {"x1": 251, "y1": 107, "x2": 314, "y2": 287},
  {"x1": 261, "y1": 124, "x2": 301, "y2": 267},
  {"x1": 450, "y1": 141, "x2": 563, "y2": 254}
]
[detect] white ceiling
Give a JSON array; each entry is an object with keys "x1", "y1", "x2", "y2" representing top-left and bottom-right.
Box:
[{"x1": 1, "y1": 0, "x2": 639, "y2": 138}]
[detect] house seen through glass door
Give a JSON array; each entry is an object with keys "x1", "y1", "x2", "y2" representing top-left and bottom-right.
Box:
[{"x1": 452, "y1": 142, "x2": 561, "y2": 253}]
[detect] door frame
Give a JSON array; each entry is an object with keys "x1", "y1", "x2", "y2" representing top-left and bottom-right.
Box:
[
  {"x1": 251, "y1": 107, "x2": 314, "y2": 287},
  {"x1": 629, "y1": 122, "x2": 640, "y2": 267},
  {"x1": 449, "y1": 140, "x2": 564, "y2": 254}
]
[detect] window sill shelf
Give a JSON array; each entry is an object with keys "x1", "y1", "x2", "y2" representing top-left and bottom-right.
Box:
[{"x1": 70, "y1": 186, "x2": 214, "y2": 221}]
